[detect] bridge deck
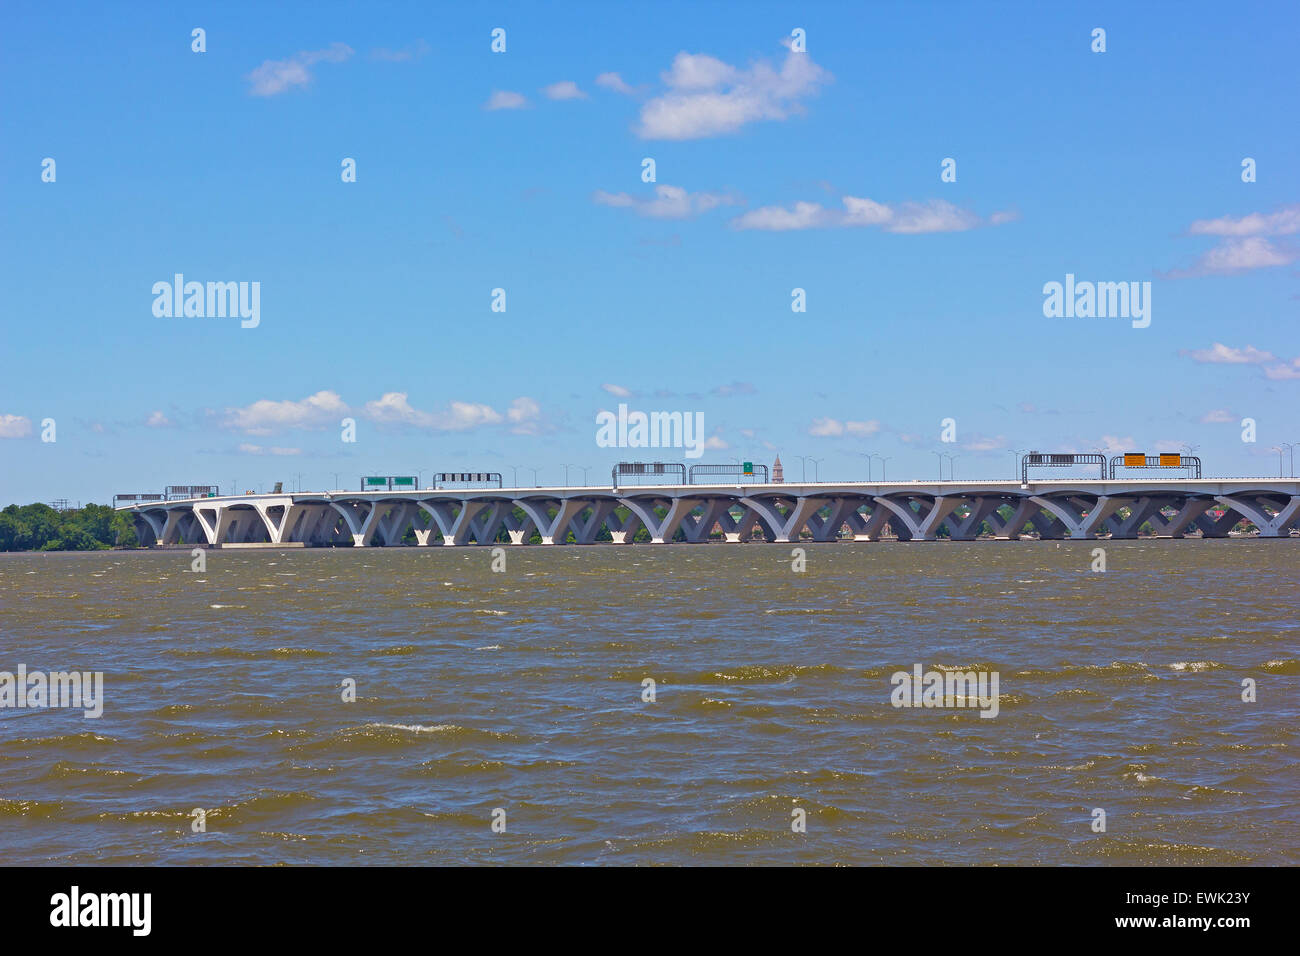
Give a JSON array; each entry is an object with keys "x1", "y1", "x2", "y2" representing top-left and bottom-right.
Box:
[{"x1": 120, "y1": 478, "x2": 1300, "y2": 546}]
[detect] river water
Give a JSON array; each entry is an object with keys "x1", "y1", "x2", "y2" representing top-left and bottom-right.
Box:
[{"x1": 1, "y1": 541, "x2": 1296, "y2": 865}]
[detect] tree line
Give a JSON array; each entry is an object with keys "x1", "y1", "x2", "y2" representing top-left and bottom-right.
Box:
[{"x1": 0, "y1": 503, "x2": 139, "y2": 551}]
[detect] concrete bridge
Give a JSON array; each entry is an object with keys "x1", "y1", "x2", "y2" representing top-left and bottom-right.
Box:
[{"x1": 117, "y1": 478, "x2": 1300, "y2": 547}]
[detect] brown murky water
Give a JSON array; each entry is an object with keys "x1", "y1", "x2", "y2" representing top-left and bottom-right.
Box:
[{"x1": 0, "y1": 540, "x2": 1296, "y2": 864}]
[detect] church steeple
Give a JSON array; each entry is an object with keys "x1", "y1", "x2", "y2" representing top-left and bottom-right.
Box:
[{"x1": 772, "y1": 455, "x2": 784, "y2": 483}]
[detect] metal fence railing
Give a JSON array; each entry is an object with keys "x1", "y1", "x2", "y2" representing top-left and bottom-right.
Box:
[
  {"x1": 687, "y1": 463, "x2": 769, "y2": 484},
  {"x1": 612, "y1": 462, "x2": 687, "y2": 486},
  {"x1": 1108, "y1": 454, "x2": 1202, "y2": 479}
]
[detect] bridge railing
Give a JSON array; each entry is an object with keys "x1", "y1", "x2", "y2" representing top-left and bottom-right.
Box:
[
  {"x1": 435, "y1": 472, "x2": 503, "y2": 489},
  {"x1": 612, "y1": 462, "x2": 687, "y2": 487},
  {"x1": 1108, "y1": 454, "x2": 1202, "y2": 479},
  {"x1": 1021, "y1": 453, "x2": 1106, "y2": 483},
  {"x1": 165, "y1": 485, "x2": 219, "y2": 500},
  {"x1": 114, "y1": 493, "x2": 165, "y2": 506},
  {"x1": 687, "y1": 463, "x2": 769, "y2": 484}
]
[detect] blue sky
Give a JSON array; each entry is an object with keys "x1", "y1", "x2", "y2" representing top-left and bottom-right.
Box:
[{"x1": 2, "y1": 0, "x2": 1298, "y2": 501}]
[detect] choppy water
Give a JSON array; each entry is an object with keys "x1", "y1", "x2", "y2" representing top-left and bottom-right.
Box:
[{"x1": 0, "y1": 541, "x2": 1296, "y2": 865}]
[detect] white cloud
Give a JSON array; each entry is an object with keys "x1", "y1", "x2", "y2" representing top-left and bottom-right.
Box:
[
  {"x1": 506, "y1": 396, "x2": 543, "y2": 434},
  {"x1": 884, "y1": 199, "x2": 982, "y2": 234},
  {"x1": 431, "y1": 401, "x2": 503, "y2": 430},
  {"x1": 1200, "y1": 409, "x2": 1235, "y2": 423},
  {"x1": 1264, "y1": 359, "x2": 1300, "y2": 381},
  {"x1": 1188, "y1": 204, "x2": 1300, "y2": 237},
  {"x1": 363, "y1": 392, "x2": 433, "y2": 426},
  {"x1": 1180, "y1": 343, "x2": 1300, "y2": 380},
  {"x1": 732, "y1": 201, "x2": 832, "y2": 231},
  {"x1": 371, "y1": 40, "x2": 430, "y2": 63},
  {"x1": 1180, "y1": 343, "x2": 1276, "y2": 365},
  {"x1": 712, "y1": 381, "x2": 756, "y2": 397},
  {"x1": 363, "y1": 392, "x2": 504, "y2": 431},
  {"x1": 636, "y1": 46, "x2": 831, "y2": 140},
  {"x1": 0, "y1": 414, "x2": 32, "y2": 439},
  {"x1": 845, "y1": 420, "x2": 881, "y2": 437},
  {"x1": 238, "y1": 443, "x2": 302, "y2": 456},
  {"x1": 703, "y1": 429, "x2": 729, "y2": 450},
  {"x1": 963, "y1": 434, "x2": 1007, "y2": 452},
  {"x1": 594, "y1": 184, "x2": 740, "y2": 220},
  {"x1": 1095, "y1": 435, "x2": 1138, "y2": 454},
  {"x1": 543, "y1": 80, "x2": 587, "y2": 100},
  {"x1": 1167, "y1": 205, "x2": 1300, "y2": 277},
  {"x1": 662, "y1": 52, "x2": 738, "y2": 90},
  {"x1": 145, "y1": 411, "x2": 171, "y2": 427},
  {"x1": 732, "y1": 195, "x2": 1005, "y2": 233},
  {"x1": 809, "y1": 417, "x2": 880, "y2": 437},
  {"x1": 485, "y1": 90, "x2": 528, "y2": 110},
  {"x1": 595, "y1": 72, "x2": 635, "y2": 95},
  {"x1": 1167, "y1": 236, "x2": 1294, "y2": 277},
  {"x1": 601, "y1": 383, "x2": 633, "y2": 398},
  {"x1": 222, "y1": 390, "x2": 348, "y2": 434},
  {"x1": 247, "y1": 43, "x2": 353, "y2": 96},
  {"x1": 220, "y1": 390, "x2": 534, "y2": 436}
]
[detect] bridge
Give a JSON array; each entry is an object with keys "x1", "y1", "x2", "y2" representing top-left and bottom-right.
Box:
[{"x1": 118, "y1": 477, "x2": 1300, "y2": 547}]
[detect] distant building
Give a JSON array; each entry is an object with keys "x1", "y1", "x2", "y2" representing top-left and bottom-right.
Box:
[{"x1": 773, "y1": 455, "x2": 784, "y2": 483}]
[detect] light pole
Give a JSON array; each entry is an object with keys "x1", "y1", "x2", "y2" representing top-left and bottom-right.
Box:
[
  {"x1": 872, "y1": 455, "x2": 891, "y2": 481},
  {"x1": 1282, "y1": 442, "x2": 1296, "y2": 478},
  {"x1": 794, "y1": 455, "x2": 810, "y2": 482},
  {"x1": 811, "y1": 457, "x2": 824, "y2": 482},
  {"x1": 1272, "y1": 446, "x2": 1284, "y2": 477},
  {"x1": 1009, "y1": 450, "x2": 1023, "y2": 479},
  {"x1": 332, "y1": 472, "x2": 340, "y2": 490},
  {"x1": 577, "y1": 465, "x2": 592, "y2": 485},
  {"x1": 529, "y1": 466, "x2": 542, "y2": 487},
  {"x1": 856, "y1": 452, "x2": 873, "y2": 481},
  {"x1": 933, "y1": 450, "x2": 945, "y2": 480},
  {"x1": 508, "y1": 465, "x2": 519, "y2": 488},
  {"x1": 944, "y1": 454, "x2": 959, "y2": 480}
]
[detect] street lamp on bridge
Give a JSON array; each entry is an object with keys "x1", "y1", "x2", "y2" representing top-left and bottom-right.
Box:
[
  {"x1": 794, "y1": 455, "x2": 810, "y2": 482},
  {"x1": 1009, "y1": 450, "x2": 1024, "y2": 479}
]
